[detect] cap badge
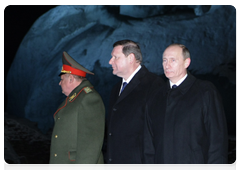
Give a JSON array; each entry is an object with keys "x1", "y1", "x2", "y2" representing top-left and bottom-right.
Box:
[{"x1": 61, "y1": 66, "x2": 71, "y2": 74}]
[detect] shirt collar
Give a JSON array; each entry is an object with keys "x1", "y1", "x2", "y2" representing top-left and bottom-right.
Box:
[
  {"x1": 122, "y1": 65, "x2": 142, "y2": 84},
  {"x1": 169, "y1": 74, "x2": 188, "y2": 88}
]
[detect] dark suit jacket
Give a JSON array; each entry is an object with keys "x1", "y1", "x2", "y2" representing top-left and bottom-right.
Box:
[
  {"x1": 145, "y1": 73, "x2": 228, "y2": 164},
  {"x1": 104, "y1": 65, "x2": 164, "y2": 164}
]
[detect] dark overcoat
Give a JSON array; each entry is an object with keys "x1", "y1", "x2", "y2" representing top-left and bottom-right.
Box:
[
  {"x1": 50, "y1": 80, "x2": 105, "y2": 164},
  {"x1": 104, "y1": 65, "x2": 164, "y2": 164},
  {"x1": 145, "y1": 73, "x2": 228, "y2": 164}
]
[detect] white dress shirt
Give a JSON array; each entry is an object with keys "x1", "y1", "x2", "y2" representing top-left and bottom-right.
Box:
[
  {"x1": 119, "y1": 65, "x2": 142, "y2": 95},
  {"x1": 169, "y1": 74, "x2": 188, "y2": 89}
]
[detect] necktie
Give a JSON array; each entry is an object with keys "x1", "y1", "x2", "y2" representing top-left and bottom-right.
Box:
[
  {"x1": 121, "y1": 82, "x2": 128, "y2": 93},
  {"x1": 172, "y1": 84, "x2": 177, "y2": 89}
]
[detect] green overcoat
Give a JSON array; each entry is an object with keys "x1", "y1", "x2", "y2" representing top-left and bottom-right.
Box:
[{"x1": 49, "y1": 80, "x2": 105, "y2": 164}]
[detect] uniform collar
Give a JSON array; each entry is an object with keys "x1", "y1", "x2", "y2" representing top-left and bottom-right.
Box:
[{"x1": 68, "y1": 80, "x2": 92, "y2": 97}]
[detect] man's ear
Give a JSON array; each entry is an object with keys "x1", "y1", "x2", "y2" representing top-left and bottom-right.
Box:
[
  {"x1": 184, "y1": 58, "x2": 191, "y2": 68},
  {"x1": 128, "y1": 53, "x2": 135, "y2": 64},
  {"x1": 69, "y1": 74, "x2": 74, "y2": 83}
]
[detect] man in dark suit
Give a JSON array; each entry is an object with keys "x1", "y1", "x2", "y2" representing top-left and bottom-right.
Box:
[
  {"x1": 104, "y1": 40, "x2": 164, "y2": 164},
  {"x1": 145, "y1": 44, "x2": 228, "y2": 164}
]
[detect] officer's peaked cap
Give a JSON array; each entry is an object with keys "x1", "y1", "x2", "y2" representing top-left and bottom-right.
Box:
[{"x1": 59, "y1": 51, "x2": 94, "y2": 77}]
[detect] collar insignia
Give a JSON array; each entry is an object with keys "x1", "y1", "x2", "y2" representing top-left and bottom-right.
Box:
[{"x1": 69, "y1": 93, "x2": 76, "y2": 101}]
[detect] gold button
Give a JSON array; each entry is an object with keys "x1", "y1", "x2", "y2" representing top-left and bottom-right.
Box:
[
  {"x1": 58, "y1": 117, "x2": 60, "y2": 120},
  {"x1": 54, "y1": 154, "x2": 57, "y2": 157},
  {"x1": 55, "y1": 135, "x2": 58, "y2": 138}
]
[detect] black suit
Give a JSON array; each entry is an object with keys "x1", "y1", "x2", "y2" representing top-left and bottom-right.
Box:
[
  {"x1": 145, "y1": 73, "x2": 228, "y2": 164},
  {"x1": 104, "y1": 65, "x2": 164, "y2": 164}
]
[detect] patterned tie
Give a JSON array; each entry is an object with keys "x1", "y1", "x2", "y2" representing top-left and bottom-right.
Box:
[
  {"x1": 121, "y1": 82, "x2": 128, "y2": 93},
  {"x1": 172, "y1": 84, "x2": 177, "y2": 89}
]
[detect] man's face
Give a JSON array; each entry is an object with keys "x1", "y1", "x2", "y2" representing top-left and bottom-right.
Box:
[
  {"x1": 109, "y1": 45, "x2": 130, "y2": 79},
  {"x1": 162, "y1": 45, "x2": 190, "y2": 83},
  {"x1": 59, "y1": 74, "x2": 71, "y2": 96}
]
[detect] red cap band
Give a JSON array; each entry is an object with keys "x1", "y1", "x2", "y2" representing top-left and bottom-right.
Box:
[{"x1": 61, "y1": 64, "x2": 87, "y2": 77}]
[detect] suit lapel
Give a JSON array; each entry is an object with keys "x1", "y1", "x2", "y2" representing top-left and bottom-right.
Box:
[{"x1": 115, "y1": 66, "x2": 147, "y2": 104}]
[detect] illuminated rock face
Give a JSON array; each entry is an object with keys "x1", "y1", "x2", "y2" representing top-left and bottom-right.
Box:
[{"x1": 6, "y1": 5, "x2": 236, "y2": 133}]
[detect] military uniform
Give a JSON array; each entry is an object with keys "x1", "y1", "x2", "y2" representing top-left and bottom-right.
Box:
[{"x1": 49, "y1": 52, "x2": 105, "y2": 164}]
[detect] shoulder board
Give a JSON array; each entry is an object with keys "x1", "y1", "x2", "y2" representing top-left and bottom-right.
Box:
[{"x1": 84, "y1": 87, "x2": 93, "y2": 94}]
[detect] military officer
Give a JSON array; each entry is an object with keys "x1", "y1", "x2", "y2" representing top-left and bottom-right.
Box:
[{"x1": 49, "y1": 51, "x2": 105, "y2": 164}]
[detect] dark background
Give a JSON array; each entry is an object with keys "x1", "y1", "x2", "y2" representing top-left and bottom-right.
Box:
[
  {"x1": 4, "y1": 6, "x2": 58, "y2": 164},
  {"x1": 4, "y1": 5, "x2": 58, "y2": 110},
  {"x1": 5, "y1": 5, "x2": 236, "y2": 134},
  {"x1": 4, "y1": 5, "x2": 236, "y2": 164}
]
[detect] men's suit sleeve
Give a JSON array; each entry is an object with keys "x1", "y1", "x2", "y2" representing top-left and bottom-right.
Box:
[
  {"x1": 76, "y1": 92, "x2": 105, "y2": 163},
  {"x1": 143, "y1": 75, "x2": 164, "y2": 163},
  {"x1": 203, "y1": 83, "x2": 228, "y2": 163},
  {"x1": 143, "y1": 103, "x2": 155, "y2": 163}
]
